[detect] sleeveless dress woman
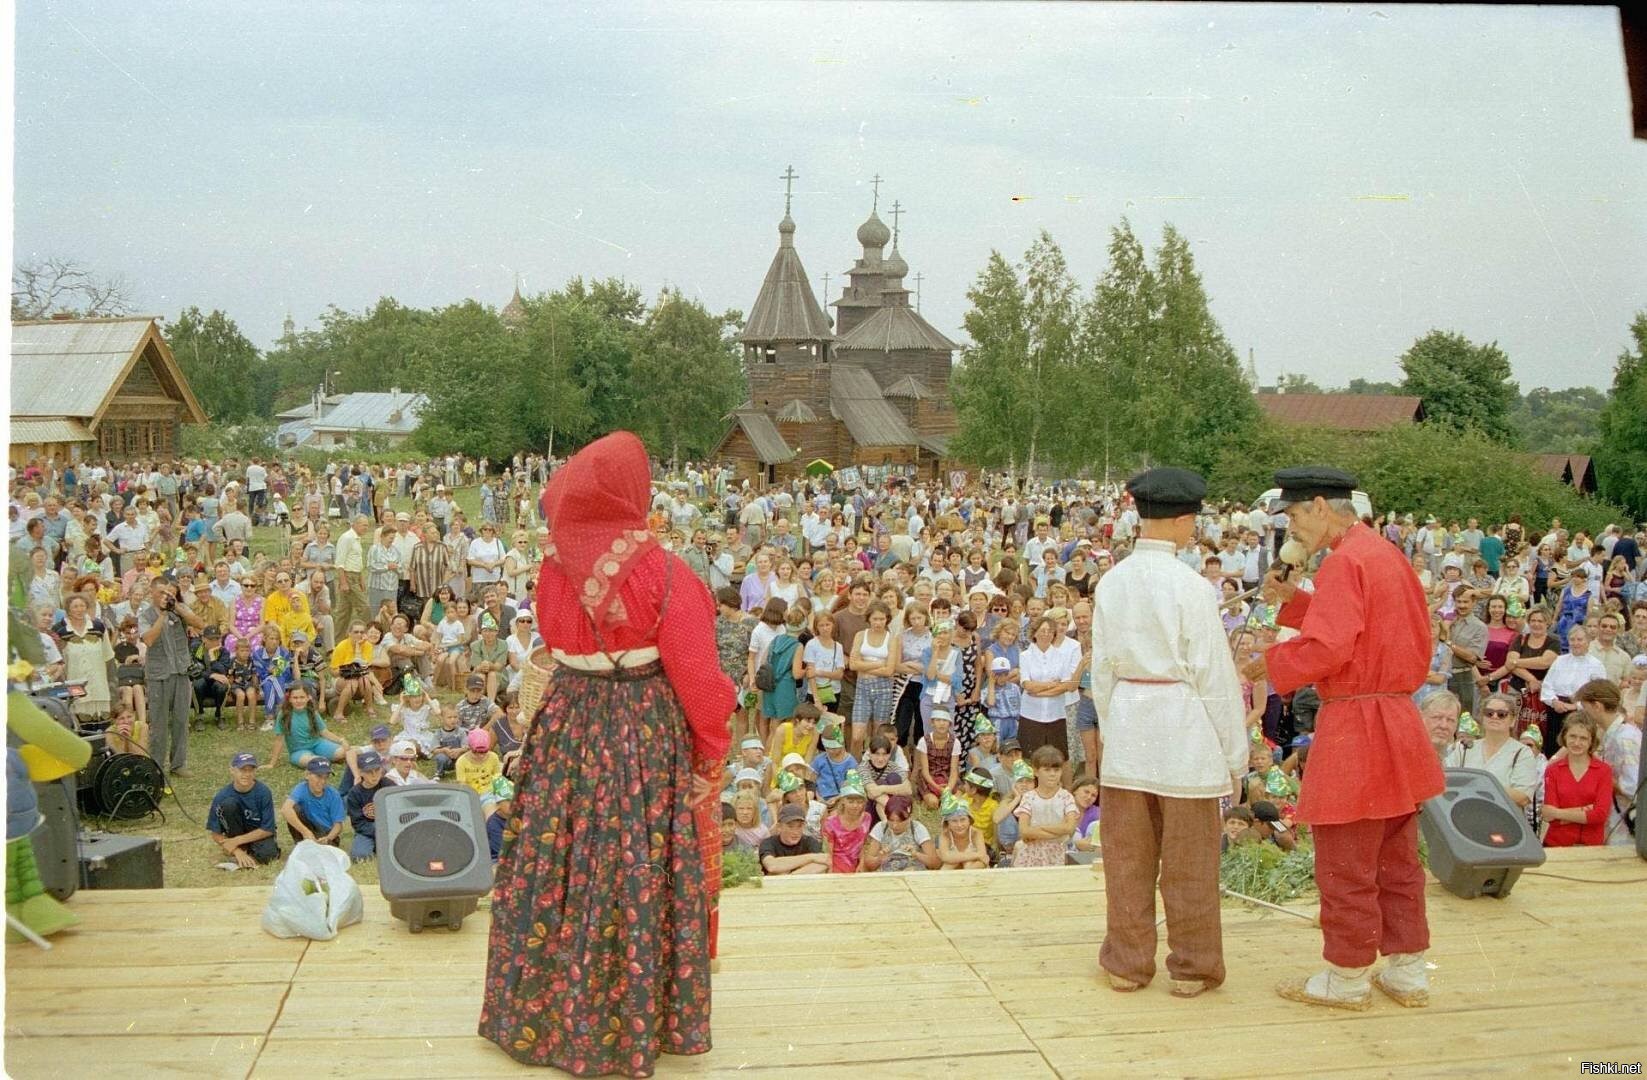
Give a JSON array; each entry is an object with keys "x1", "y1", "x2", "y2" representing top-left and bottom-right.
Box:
[{"x1": 479, "y1": 433, "x2": 735, "y2": 1079}]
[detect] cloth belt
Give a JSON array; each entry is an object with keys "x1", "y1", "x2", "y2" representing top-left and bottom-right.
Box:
[
  {"x1": 551, "y1": 647, "x2": 660, "y2": 671},
  {"x1": 1121, "y1": 677, "x2": 1181, "y2": 685},
  {"x1": 1319, "y1": 691, "x2": 1409, "y2": 705}
]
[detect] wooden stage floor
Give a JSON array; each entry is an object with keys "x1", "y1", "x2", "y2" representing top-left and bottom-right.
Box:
[{"x1": 5, "y1": 846, "x2": 1644, "y2": 1078}]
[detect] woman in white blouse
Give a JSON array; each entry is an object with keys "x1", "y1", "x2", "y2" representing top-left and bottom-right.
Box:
[
  {"x1": 1445, "y1": 691, "x2": 1539, "y2": 807},
  {"x1": 1018, "y1": 615, "x2": 1079, "y2": 760}
]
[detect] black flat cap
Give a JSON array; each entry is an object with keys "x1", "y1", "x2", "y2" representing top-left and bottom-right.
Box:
[
  {"x1": 1273, "y1": 465, "x2": 1357, "y2": 508},
  {"x1": 1126, "y1": 467, "x2": 1206, "y2": 519}
]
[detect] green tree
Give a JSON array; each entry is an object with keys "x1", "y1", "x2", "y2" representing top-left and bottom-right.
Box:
[
  {"x1": 514, "y1": 293, "x2": 593, "y2": 458},
  {"x1": 1511, "y1": 386, "x2": 1605, "y2": 454},
  {"x1": 1346, "y1": 377, "x2": 1404, "y2": 395},
  {"x1": 1080, "y1": 219, "x2": 1156, "y2": 480},
  {"x1": 630, "y1": 289, "x2": 746, "y2": 468},
  {"x1": 410, "y1": 301, "x2": 523, "y2": 458},
  {"x1": 1018, "y1": 231, "x2": 1080, "y2": 476},
  {"x1": 325, "y1": 298, "x2": 432, "y2": 395},
  {"x1": 560, "y1": 276, "x2": 643, "y2": 436},
  {"x1": 166, "y1": 307, "x2": 265, "y2": 421},
  {"x1": 1593, "y1": 312, "x2": 1647, "y2": 516},
  {"x1": 1398, "y1": 330, "x2": 1519, "y2": 443},
  {"x1": 950, "y1": 252, "x2": 1031, "y2": 470}
]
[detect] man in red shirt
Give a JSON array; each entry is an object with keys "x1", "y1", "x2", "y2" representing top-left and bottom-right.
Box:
[{"x1": 1244, "y1": 467, "x2": 1445, "y2": 1010}]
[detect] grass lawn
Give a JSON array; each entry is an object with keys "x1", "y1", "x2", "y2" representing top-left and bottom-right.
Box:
[{"x1": 92, "y1": 485, "x2": 496, "y2": 889}]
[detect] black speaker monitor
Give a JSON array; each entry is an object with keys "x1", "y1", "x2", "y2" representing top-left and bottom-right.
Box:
[
  {"x1": 374, "y1": 783, "x2": 493, "y2": 932},
  {"x1": 1419, "y1": 767, "x2": 1546, "y2": 899}
]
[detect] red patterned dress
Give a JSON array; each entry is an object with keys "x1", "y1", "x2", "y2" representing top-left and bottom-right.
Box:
[{"x1": 479, "y1": 433, "x2": 734, "y2": 1078}]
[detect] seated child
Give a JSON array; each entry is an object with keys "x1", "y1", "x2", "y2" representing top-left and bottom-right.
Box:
[
  {"x1": 104, "y1": 706, "x2": 149, "y2": 757},
  {"x1": 391, "y1": 677, "x2": 437, "y2": 757},
  {"x1": 820, "y1": 770, "x2": 872, "y2": 873},
  {"x1": 1246, "y1": 800, "x2": 1297, "y2": 852},
  {"x1": 960, "y1": 768, "x2": 999, "y2": 853},
  {"x1": 938, "y1": 791, "x2": 990, "y2": 870},
  {"x1": 1222, "y1": 805, "x2": 1255, "y2": 852},
  {"x1": 432, "y1": 703, "x2": 466, "y2": 779},
  {"x1": 343, "y1": 749, "x2": 392, "y2": 862},
  {"x1": 455, "y1": 728, "x2": 502, "y2": 799},
  {"x1": 758, "y1": 803, "x2": 829, "y2": 876},
  {"x1": 1012, "y1": 746, "x2": 1076, "y2": 868},
  {"x1": 1071, "y1": 775, "x2": 1101, "y2": 855},
  {"x1": 992, "y1": 759, "x2": 1035, "y2": 863},
  {"x1": 486, "y1": 780, "x2": 515, "y2": 861}
]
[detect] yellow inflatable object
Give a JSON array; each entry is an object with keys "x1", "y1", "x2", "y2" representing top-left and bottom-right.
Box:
[{"x1": 8, "y1": 693, "x2": 93, "y2": 782}]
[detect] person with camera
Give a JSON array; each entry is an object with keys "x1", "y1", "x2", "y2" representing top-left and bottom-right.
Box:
[{"x1": 138, "y1": 572, "x2": 204, "y2": 780}]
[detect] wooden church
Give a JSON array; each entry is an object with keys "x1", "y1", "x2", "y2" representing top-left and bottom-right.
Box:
[{"x1": 715, "y1": 170, "x2": 958, "y2": 487}]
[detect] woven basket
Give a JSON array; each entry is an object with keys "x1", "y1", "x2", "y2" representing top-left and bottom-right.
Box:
[{"x1": 519, "y1": 646, "x2": 554, "y2": 715}]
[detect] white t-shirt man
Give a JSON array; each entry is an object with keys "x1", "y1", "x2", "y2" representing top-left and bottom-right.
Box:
[{"x1": 245, "y1": 463, "x2": 267, "y2": 494}]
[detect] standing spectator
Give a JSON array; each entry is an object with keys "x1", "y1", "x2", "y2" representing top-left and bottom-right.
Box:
[
  {"x1": 215, "y1": 499, "x2": 253, "y2": 552},
  {"x1": 467, "y1": 521, "x2": 506, "y2": 590},
  {"x1": 1445, "y1": 590, "x2": 1489, "y2": 716},
  {"x1": 138, "y1": 574, "x2": 203, "y2": 780},
  {"x1": 245, "y1": 459, "x2": 268, "y2": 522},
  {"x1": 1017, "y1": 616, "x2": 1078, "y2": 759},
  {"x1": 366, "y1": 525, "x2": 402, "y2": 619},
  {"x1": 208, "y1": 752, "x2": 280, "y2": 870},
  {"x1": 1590, "y1": 613, "x2": 1633, "y2": 685},
  {"x1": 333, "y1": 514, "x2": 371, "y2": 633},
  {"x1": 1541, "y1": 626, "x2": 1608, "y2": 755},
  {"x1": 105, "y1": 505, "x2": 149, "y2": 576},
  {"x1": 280, "y1": 758, "x2": 346, "y2": 847},
  {"x1": 1576, "y1": 679, "x2": 1641, "y2": 845}
]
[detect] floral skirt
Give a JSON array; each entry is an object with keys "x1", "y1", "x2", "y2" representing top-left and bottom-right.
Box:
[{"x1": 478, "y1": 661, "x2": 712, "y2": 1077}]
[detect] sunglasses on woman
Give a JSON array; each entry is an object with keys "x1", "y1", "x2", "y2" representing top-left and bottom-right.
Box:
[{"x1": 1482, "y1": 708, "x2": 1512, "y2": 718}]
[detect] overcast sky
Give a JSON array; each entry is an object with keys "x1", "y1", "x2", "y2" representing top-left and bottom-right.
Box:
[{"x1": 12, "y1": 2, "x2": 1645, "y2": 390}]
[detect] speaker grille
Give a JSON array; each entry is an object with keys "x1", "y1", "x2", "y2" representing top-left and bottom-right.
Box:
[
  {"x1": 1450, "y1": 798, "x2": 1523, "y2": 848},
  {"x1": 392, "y1": 820, "x2": 476, "y2": 878}
]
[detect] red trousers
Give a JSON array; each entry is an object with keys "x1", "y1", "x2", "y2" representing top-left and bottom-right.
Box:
[
  {"x1": 1098, "y1": 788, "x2": 1225, "y2": 987},
  {"x1": 1313, "y1": 812, "x2": 1429, "y2": 968}
]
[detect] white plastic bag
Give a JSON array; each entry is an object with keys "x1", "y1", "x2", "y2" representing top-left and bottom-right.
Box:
[{"x1": 261, "y1": 840, "x2": 364, "y2": 940}]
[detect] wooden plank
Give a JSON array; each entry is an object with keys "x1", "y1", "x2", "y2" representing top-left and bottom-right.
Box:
[
  {"x1": 5, "y1": 960, "x2": 298, "y2": 990},
  {"x1": 5, "y1": 986, "x2": 284, "y2": 1037},
  {"x1": 5, "y1": 1034, "x2": 264, "y2": 1079}
]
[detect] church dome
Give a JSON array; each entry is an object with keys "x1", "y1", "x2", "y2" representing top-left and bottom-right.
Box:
[
  {"x1": 856, "y1": 211, "x2": 891, "y2": 249},
  {"x1": 883, "y1": 245, "x2": 908, "y2": 280},
  {"x1": 778, "y1": 213, "x2": 796, "y2": 236}
]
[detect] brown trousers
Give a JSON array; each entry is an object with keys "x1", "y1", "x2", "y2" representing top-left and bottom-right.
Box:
[{"x1": 1098, "y1": 787, "x2": 1225, "y2": 987}]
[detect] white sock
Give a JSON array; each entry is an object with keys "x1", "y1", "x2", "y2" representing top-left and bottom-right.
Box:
[
  {"x1": 1381, "y1": 952, "x2": 1428, "y2": 991},
  {"x1": 1305, "y1": 963, "x2": 1371, "y2": 1000}
]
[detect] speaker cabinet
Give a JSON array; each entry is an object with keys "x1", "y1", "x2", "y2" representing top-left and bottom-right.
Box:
[
  {"x1": 31, "y1": 777, "x2": 80, "y2": 900},
  {"x1": 1419, "y1": 767, "x2": 1546, "y2": 899},
  {"x1": 78, "y1": 832, "x2": 163, "y2": 890},
  {"x1": 373, "y1": 783, "x2": 493, "y2": 932}
]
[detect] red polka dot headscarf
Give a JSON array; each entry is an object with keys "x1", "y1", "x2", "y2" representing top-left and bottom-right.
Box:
[{"x1": 539, "y1": 431, "x2": 658, "y2": 630}]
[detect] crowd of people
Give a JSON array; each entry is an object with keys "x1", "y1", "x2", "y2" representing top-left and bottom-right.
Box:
[{"x1": 8, "y1": 449, "x2": 1641, "y2": 878}]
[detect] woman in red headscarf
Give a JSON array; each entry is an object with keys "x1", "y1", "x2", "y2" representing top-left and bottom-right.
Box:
[{"x1": 479, "y1": 433, "x2": 735, "y2": 1078}]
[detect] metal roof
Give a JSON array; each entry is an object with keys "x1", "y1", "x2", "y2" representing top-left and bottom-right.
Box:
[
  {"x1": 740, "y1": 218, "x2": 834, "y2": 344},
  {"x1": 918, "y1": 434, "x2": 950, "y2": 456},
  {"x1": 773, "y1": 399, "x2": 819, "y2": 423},
  {"x1": 1255, "y1": 393, "x2": 1424, "y2": 432},
  {"x1": 829, "y1": 365, "x2": 919, "y2": 448},
  {"x1": 730, "y1": 410, "x2": 797, "y2": 464},
  {"x1": 9, "y1": 317, "x2": 155, "y2": 417},
  {"x1": 309, "y1": 391, "x2": 427, "y2": 434},
  {"x1": 9, "y1": 417, "x2": 95, "y2": 444},
  {"x1": 835, "y1": 304, "x2": 959, "y2": 354},
  {"x1": 275, "y1": 395, "x2": 346, "y2": 420}
]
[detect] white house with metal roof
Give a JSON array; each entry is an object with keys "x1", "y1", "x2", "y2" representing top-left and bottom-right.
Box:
[
  {"x1": 9, "y1": 315, "x2": 208, "y2": 465},
  {"x1": 275, "y1": 389, "x2": 427, "y2": 450}
]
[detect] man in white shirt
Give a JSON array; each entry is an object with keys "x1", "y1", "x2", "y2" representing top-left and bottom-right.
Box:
[
  {"x1": 706, "y1": 535, "x2": 735, "y2": 591},
  {"x1": 245, "y1": 459, "x2": 268, "y2": 522},
  {"x1": 105, "y1": 506, "x2": 150, "y2": 576},
  {"x1": 1090, "y1": 467, "x2": 1247, "y2": 1000},
  {"x1": 1541, "y1": 625, "x2": 1608, "y2": 726}
]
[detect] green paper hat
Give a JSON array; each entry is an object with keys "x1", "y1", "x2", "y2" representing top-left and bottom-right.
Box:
[
  {"x1": 1264, "y1": 767, "x2": 1297, "y2": 798},
  {"x1": 402, "y1": 675, "x2": 424, "y2": 697},
  {"x1": 1457, "y1": 712, "x2": 1482, "y2": 739},
  {"x1": 777, "y1": 770, "x2": 804, "y2": 793},
  {"x1": 479, "y1": 612, "x2": 499, "y2": 631},
  {"x1": 1012, "y1": 760, "x2": 1035, "y2": 782},
  {"x1": 490, "y1": 776, "x2": 515, "y2": 800},
  {"x1": 973, "y1": 716, "x2": 996, "y2": 735},
  {"x1": 1519, "y1": 725, "x2": 1543, "y2": 745},
  {"x1": 837, "y1": 768, "x2": 866, "y2": 799},
  {"x1": 940, "y1": 792, "x2": 971, "y2": 820}
]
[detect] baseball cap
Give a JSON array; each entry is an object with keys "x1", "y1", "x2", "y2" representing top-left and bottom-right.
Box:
[
  {"x1": 1000, "y1": 738, "x2": 1022, "y2": 753},
  {"x1": 779, "y1": 752, "x2": 811, "y2": 772},
  {"x1": 231, "y1": 752, "x2": 257, "y2": 769},
  {"x1": 370, "y1": 724, "x2": 391, "y2": 741},
  {"x1": 466, "y1": 729, "x2": 491, "y2": 753},
  {"x1": 734, "y1": 767, "x2": 764, "y2": 786},
  {"x1": 395, "y1": 511, "x2": 411, "y2": 522},
  {"x1": 356, "y1": 749, "x2": 384, "y2": 771},
  {"x1": 204, "y1": 625, "x2": 223, "y2": 638},
  {"x1": 990, "y1": 656, "x2": 1011, "y2": 673},
  {"x1": 777, "y1": 804, "x2": 807, "y2": 824},
  {"x1": 740, "y1": 736, "x2": 764, "y2": 751},
  {"x1": 290, "y1": 629, "x2": 308, "y2": 642},
  {"x1": 390, "y1": 739, "x2": 419, "y2": 758},
  {"x1": 1251, "y1": 801, "x2": 1287, "y2": 830},
  {"x1": 305, "y1": 758, "x2": 333, "y2": 775},
  {"x1": 466, "y1": 674, "x2": 486, "y2": 690}
]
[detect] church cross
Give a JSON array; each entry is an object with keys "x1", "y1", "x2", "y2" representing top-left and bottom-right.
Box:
[
  {"x1": 822, "y1": 271, "x2": 833, "y2": 300},
  {"x1": 781, "y1": 165, "x2": 798, "y2": 216},
  {"x1": 870, "y1": 173, "x2": 883, "y2": 211},
  {"x1": 888, "y1": 200, "x2": 904, "y2": 244},
  {"x1": 914, "y1": 272, "x2": 925, "y2": 312}
]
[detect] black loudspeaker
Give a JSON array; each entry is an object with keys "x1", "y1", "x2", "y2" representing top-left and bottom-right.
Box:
[
  {"x1": 78, "y1": 832, "x2": 163, "y2": 889},
  {"x1": 1635, "y1": 769, "x2": 1646, "y2": 862},
  {"x1": 30, "y1": 777, "x2": 81, "y2": 900},
  {"x1": 1419, "y1": 767, "x2": 1546, "y2": 899},
  {"x1": 374, "y1": 783, "x2": 492, "y2": 932}
]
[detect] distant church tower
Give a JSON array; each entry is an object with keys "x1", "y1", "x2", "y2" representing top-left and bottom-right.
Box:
[
  {"x1": 501, "y1": 277, "x2": 527, "y2": 329},
  {"x1": 738, "y1": 166, "x2": 835, "y2": 409}
]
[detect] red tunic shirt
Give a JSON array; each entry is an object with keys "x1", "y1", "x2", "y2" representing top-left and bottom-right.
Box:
[
  {"x1": 536, "y1": 547, "x2": 735, "y2": 768},
  {"x1": 1266, "y1": 523, "x2": 1446, "y2": 825},
  {"x1": 1541, "y1": 757, "x2": 1614, "y2": 846}
]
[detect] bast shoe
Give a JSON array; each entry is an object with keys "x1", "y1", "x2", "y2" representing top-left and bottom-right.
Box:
[
  {"x1": 1276, "y1": 965, "x2": 1373, "y2": 1011},
  {"x1": 1105, "y1": 972, "x2": 1145, "y2": 993},
  {"x1": 1373, "y1": 952, "x2": 1430, "y2": 1008},
  {"x1": 1170, "y1": 979, "x2": 1211, "y2": 999}
]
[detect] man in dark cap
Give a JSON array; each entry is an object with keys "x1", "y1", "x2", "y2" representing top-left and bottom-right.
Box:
[
  {"x1": 1090, "y1": 467, "x2": 1248, "y2": 999},
  {"x1": 1243, "y1": 466, "x2": 1444, "y2": 1010}
]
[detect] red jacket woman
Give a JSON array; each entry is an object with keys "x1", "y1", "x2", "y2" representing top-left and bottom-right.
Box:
[{"x1": 1541, "y1": 714, "x2": 1614, "y2": 847}]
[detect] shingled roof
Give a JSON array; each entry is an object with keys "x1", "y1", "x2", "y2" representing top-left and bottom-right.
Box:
[
  {"x1": 740, "y1": 215, "x2": 834, "y2": 344},
  {"x1": 728, "y1": 408, "x2": 797, "y2": 465},
  {"x1": 835, "y1": 303, "x2": 959, "y2": 354},
  {"x1": 1256, "y1": 393, "x2": 1424, "y2": 431},
  {"x1": 829, "y1": 365, "x2": 919, "y2": 448}
]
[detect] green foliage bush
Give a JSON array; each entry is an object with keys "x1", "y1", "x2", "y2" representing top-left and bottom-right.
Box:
[
  {"x1": 1219, "y1": 841, "x2": 1317, "y2": 904},
  {"x1": 1207, "y1": 419, "x2": 1628, "y2": 532}
]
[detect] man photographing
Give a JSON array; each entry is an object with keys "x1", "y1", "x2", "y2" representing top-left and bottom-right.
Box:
[
  {"x1": 1242, "y1": 467, "x2": 1444, "y2": 1010},
  {"x1": 139, "y1": 572, "x2": 205, "y2": 780}
]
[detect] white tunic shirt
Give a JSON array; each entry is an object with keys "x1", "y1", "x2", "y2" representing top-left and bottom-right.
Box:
[{"x1": 1090, "y1": 538, "x2": 1248, "y2": 798}]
